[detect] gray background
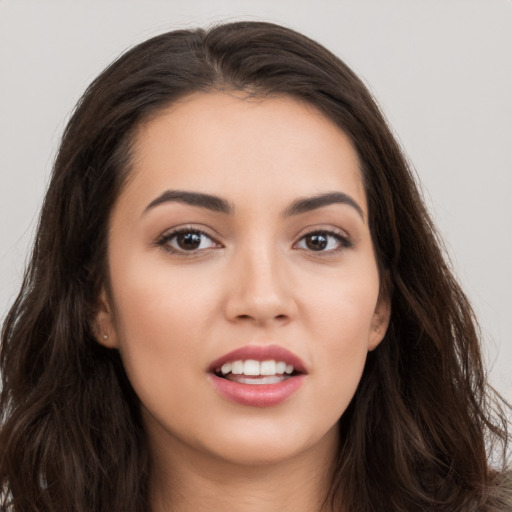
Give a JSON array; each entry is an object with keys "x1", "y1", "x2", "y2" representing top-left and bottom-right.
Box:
[{"x1": 1, "y1": 0, "x2": 511, "y2": 401}]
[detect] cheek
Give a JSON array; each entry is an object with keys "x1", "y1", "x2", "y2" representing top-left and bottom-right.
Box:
[
  {"x1": 302, "y1": 262, "x2": 380, "y2": 344},
  {"x1": 112, "y1": 250, "x2": 219, "y2": 332},
  {"x1": 108, "y1": 256, "x2": 220, "y2": 394},
  {"x1": 299, "y1": 266, "x2": 380, "y2": 410}
]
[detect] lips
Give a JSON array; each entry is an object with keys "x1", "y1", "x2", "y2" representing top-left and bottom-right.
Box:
[
  {"x1": 208, "y1": 344, "x2": 307, "y2": 407},
  {"x1": 209, "y1": 345, "x2": 307, "y2": 374}
]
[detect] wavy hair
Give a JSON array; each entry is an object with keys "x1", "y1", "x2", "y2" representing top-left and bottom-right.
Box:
[{"x1": 1, "y1": 21, "x2": 510, "y2": 512}]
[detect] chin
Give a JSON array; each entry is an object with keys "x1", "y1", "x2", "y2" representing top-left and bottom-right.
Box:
[{"x1": 196, "y1": 418, "x2": 339, "y2": 468}]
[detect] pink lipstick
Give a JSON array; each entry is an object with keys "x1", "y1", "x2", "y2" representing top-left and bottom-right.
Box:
[{"x1": 208, "y1": 345, "x2": 307, "y2": 407}]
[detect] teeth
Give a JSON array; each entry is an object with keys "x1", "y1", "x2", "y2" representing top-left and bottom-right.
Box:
[
  {"x1": 231, "y1": 361, "x2": 244, "y2": 375},
  {"x1": 219, "y1": 359, "x2": 295, "y2": 377},
  {"x1": 260, "y1": 360, "x2": 276, "y2": 375},
  {"x1": 244, "y1": 360, "x2": 260, "y2": 376},
  {"x1": 221, "y1": 362, "x2": 232, "y2": 374},
  {"x1": 236, "y1": 375, "x2": 284, "y2": 385}
]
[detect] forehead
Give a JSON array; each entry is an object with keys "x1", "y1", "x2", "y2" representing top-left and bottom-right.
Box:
[{"x1": 124, "y1": 91, "x2": 366, "y2": 215}]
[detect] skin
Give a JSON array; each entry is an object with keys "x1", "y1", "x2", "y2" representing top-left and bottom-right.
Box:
[{"x1": 96, "y1": 91, "x2": 390, "y2": 512}]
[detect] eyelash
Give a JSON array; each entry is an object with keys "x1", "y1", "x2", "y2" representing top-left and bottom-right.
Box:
[
  {"x1": 294, "y1": 229, "x2": 353, "y2": 255},
  {"x1": 155, "y1": 226, "x2": 353, "y2": 256},
  {"x1": 155, "y1": 226, "x2": 220, "y2": 255}
]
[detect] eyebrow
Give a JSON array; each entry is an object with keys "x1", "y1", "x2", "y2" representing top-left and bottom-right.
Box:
[
  {"x1": 143, "y1": 189, "x2": 364, "y2": 220},
  {"x1": 143, "y1": 190, "x2": 234, "y2": 215},
  {"x1": 284, "y1": 192, "x2": 364, "y2": 220}
]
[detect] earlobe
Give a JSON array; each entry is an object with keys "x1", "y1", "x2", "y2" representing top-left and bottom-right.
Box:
[
  {"x1": 94, "y1": 288, "x2": 119, "y2": 349},
  {"x1": 368, "y1": 296, "x2": 391, "y2": 351}
]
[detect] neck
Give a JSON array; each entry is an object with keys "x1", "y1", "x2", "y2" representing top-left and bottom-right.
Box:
[{"x1": 149, "y1": 427, "x2": 338, "y2": 512}]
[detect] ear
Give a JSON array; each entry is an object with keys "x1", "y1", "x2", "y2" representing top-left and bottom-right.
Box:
[
  {"x1": 368, "y1": 294, "x2": 391, "y2": 351},
  {"x1": 93, "y1": 288, "x2": 119, "y2": 349}
]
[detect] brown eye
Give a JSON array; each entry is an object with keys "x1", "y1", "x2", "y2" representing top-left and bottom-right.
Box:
[
  {"x1": 305, "y1": 233, "x2": 328, "y2": 251},
  {"x1": 158, "y1": 229, "x2": 219, "y2": 253},
  {"x1": 295, "y1": 230, "x2": 352, "y2": 253},
  {"x1": 176, "y1": 231, "x2": 202, "y2": 250}
]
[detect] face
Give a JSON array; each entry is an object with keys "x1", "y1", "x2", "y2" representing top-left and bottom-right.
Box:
[{"x1": 96, "y1": 92, "x2": 389, "y2": 467}]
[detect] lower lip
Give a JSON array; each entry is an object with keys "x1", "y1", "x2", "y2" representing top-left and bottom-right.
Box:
[{"x1": 208, "y1": 374, "x2": 306, "y2": 407}]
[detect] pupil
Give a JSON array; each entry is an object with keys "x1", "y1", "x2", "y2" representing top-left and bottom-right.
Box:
[
  {"x1": 177, "y1": 232, "x2": 201, "y2": 250},
  {"x1": 306, "y1": 234, "x2": 327, "y2": 251}
]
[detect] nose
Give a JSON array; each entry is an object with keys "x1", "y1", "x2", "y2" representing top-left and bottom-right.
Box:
[{"x1": 223, "y1": 245, "x2": 297, "y2": 327}]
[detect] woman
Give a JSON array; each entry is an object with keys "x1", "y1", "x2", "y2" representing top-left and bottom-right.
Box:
[{"x1": 0, "y1": 21, "x2": 510, "y2": 512}]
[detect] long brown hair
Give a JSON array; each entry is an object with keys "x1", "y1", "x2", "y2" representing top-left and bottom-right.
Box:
[{"x1": 1, "y1": 21, "x2": 510, "y2": 512}]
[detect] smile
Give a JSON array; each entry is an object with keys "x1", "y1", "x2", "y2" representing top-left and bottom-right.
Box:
[
  {"x1": 208, "y1": 345, "x2": 306, "y2": 407},
  {"x1": 217, "y1": 359, "x2": 295, "y2": 384}
]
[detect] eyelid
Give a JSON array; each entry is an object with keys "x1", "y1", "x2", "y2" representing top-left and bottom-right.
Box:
[
  {"x1": 295, "y1": 224, "x2": 351, "y2": 240},
  {"x1": 155, "y1": 224, "x2": 223, "y2": 254},
  {"x1": 293, "y1": 225, "x2": 353, "y2": 253}
]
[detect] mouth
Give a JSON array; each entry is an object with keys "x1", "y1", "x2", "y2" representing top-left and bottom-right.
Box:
[
  {"x1": 213, "y1": 358, "x2": 300, "y2": 385},
  {"x1": 208, "y1": 345, "x2": 307, "y2": 407}
]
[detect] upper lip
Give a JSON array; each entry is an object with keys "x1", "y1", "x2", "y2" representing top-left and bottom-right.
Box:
[{"x1": 209, "y1": 344, "x2": 307, "y2": 374}]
